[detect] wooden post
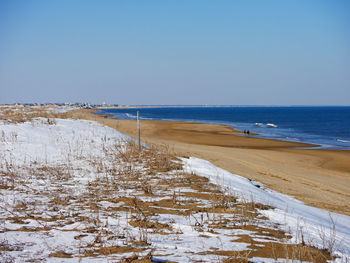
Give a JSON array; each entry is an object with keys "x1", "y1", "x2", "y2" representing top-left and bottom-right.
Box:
[{"x1": 137, "y1": 111, "x2": 141, "y2": 150}]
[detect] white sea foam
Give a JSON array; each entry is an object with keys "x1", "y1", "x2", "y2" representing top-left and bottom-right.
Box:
[
  {"x1": 337, "y1": 139, "x2": 350, "y2": 143},
  {"x1": 125, "y1": 113, "x2": 137, "y2": 119},
  {"x1": 266, "y1": 123, "x2": 278, "y2": 128}
]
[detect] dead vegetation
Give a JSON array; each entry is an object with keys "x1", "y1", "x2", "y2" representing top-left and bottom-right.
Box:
[
  {"x1": 0, "y1": 105, "x2": 69, "y2": 124},
  {"x1": 0, "y1": 105, "x2": 337, "y2": 262}
]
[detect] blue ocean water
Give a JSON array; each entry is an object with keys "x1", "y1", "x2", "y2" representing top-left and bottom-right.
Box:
[{"x1": 99, "y1": 106, "x2": 350, "y2": 149}]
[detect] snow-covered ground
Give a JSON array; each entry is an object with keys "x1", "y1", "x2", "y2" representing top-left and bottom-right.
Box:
[
  {"x1": 0, "y1": 116, "x2": 349, "y2": 262},
  {"x1": 183, "y1": 158, "x2": 350, "y2": 262}
]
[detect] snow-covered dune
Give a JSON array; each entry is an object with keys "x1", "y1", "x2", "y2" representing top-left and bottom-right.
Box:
[
  {"x1": 183, "y1": 157, "x2": 350, "y2": 261},
  {"x1": 1, "y1": 117, "x2": 349, "y2": 262}
]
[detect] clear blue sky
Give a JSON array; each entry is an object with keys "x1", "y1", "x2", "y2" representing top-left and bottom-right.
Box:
[{"x1": 1, "y1": 0, "x2": 349, "y2": 105}]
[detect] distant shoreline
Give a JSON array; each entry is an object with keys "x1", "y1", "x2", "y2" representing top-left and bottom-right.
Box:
[
  {"x1": 101, "y1": 104, "x2": 350, "y2": 109},
  {"x1": 98, "y1": 107, "x2": 350, "y2": 150},
  {"x1": 97, "y1": 109, "x2": 323, "y2": 149},
  {"x1": 95, "y1": 107, "x2": 321, "y2": 150}
]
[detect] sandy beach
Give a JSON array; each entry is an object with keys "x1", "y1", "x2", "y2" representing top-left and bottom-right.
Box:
[{"x1": 69, "y1": 109, "x2": 350, "y2": 216}]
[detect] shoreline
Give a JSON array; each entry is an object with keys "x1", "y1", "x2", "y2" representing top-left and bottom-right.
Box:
[
  {"x1": 97, "y1": 107, "x2": 350, "y2": 151},
  {"x1": 94, "y1": 109, "x2": 318, "y2": 149},
  {"x1": 94, "y1": 109, "x2": 320, "y2": 148},
  {"x1": 68, "y1": 109, "x2": 350, "y2": 216}
]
